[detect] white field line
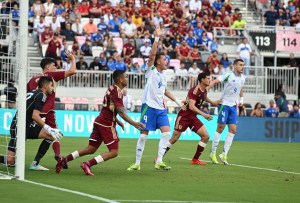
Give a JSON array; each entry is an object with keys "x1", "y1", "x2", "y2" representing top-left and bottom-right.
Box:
[
  {"x1": 22, "y1": 179, "x2": 120, "y2": 203},
  {"x1": 116, "y1": 200, "x2": 246, "y2": 203},
  {"x1": 180, "y1": 157, "x2": 300, "y2": 176}
]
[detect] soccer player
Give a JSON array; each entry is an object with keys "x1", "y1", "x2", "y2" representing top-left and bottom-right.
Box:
[
  {"x1": 208, "y1": 59, "x2": 246, "y2": 165},
  {"x1": 55, "y1": 70, "x2": 145, "y2": 176},
  {"x1": 0, "y1": 77, "x2": 63, "y2": 166},
  {"x1": 127, "y1": 25, "x2": 181, "y2": 171},
  {"x1": 27, "y1": 51, "x2": 76, "y2": 171},
  {"x1": 161, "y1": 72, "x2": 221, "y2": 166}
]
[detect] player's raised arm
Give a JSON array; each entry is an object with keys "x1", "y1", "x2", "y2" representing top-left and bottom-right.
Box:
[
  {"x1": 64, "y1": 50, "x2": 77, "y2": 78},
  {"x1": 147, "y1": 25, "x2": 163, "y2": 69},
  {"x1": 207, "y1": 77, "x2": 220, "y2": 90},
  {"x1": 117, "y1": 106, "x2": 145, "y2": 130}
]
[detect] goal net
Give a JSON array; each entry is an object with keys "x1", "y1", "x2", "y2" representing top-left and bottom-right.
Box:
[{"x1": 0, "y1": 13, "x2": 24, "y2": 179}]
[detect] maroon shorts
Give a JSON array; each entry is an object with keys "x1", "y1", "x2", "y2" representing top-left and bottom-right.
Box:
[
  {"x1": 174, "y1": 115, "x2": 204, "y2": 133},
  {"x1": 89, "y1": 122, "x2": 119, "y2": 150},
  {"x1": 41, "y1": 111, "x2": 57, "y2": 128}
]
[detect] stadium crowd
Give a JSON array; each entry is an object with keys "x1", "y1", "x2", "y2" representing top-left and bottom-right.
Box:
[{"x1": 0, "y1": 0, "x2": 299, "y2": 117}]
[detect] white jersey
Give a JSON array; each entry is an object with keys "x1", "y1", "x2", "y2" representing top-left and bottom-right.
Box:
[
  {"x1": 217, "y1": 71, "x2": 246, "y2": 107},
  {"x1": 142, "y1": 65, "x2": 167, "y2": 110}
]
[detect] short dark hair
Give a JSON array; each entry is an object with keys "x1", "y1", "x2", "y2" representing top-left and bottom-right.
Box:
[
  {"x1": 38, "y1": 76, "x2": 52, "y2": 88},
  {"x1": 40, "y1": 57, "x2": 56, "y2": 70},
  {"x1": 112, "y1": 70, "x2": 126, "y2": 83},
  {"x1": 154, "y1": 52, "x2": 165, "y2": 66},
  {"x1": 198, "y1": 72, "x2": 210, "y2": 83},
  {"x1": 233, "y1": 58, "x2": 244, "y2": 65}
]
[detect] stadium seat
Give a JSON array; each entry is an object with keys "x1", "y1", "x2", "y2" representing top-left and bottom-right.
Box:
[
  {"x1": 94, "y1": 98, "x2": 103, "y2": 111},
  {"x1": 244, "y1": 103, "x2": 252, "y2": 108},
  {"x1": 55, "y1": 102, "x2": 65, "y2": 110},
  {"x1": 164, "y1": 69, "x2": 176, "y2": 88},
  {"x1": 209, "y1": 107, "x2": 216, "y2": 115},
  {"x1": 132, "y1": 58, "x2": 144, "y2": 67},
  {"x1": 75, "y1": 36, "x2": 86, "y2": 47},
  {"x1": 134, "y1": 99, "x2": 142, "y2": 112},
  {"x1": 113, "y1": 37, "x2": 123, "y2": 55},
  {"x1": 61, "y1": 97, "x2": 75, "y2": 110},
  {"x1": 169, "y1": 59, "x2": 181, "y2": 70},
  {"x1": 80, "y1": 17, "x2": 89, "y2": 28},
  {"x1": 74, "y1": 97, "x2": 89, "y2": 111},
  {"x1": 92, "y1": 46, "x2": 104, "y2": 58}
]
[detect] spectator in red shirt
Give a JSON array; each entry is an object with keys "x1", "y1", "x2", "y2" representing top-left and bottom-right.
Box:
[
  {"x1": 207, "y1": 50, "x2": 221, "y2": 74},
  {"x1": 122, "y1": 38, "x2": 136, "y2": 62},
  {"x1": 139, "y1": 2, "x2": 152, "y2": 18},
  {"x1": 77, "y1": 0, "x2": 89, "y2": 17},
  {"x1": 190, "y1": 46, "x2": 201, "y2": 63},
  {"x1": 89, "y1": 0, "x2": 102, "y2": 18},
  {"x1": 177, "y1": 40, "x2": 192, "y2": 62},
  {"x1": 158, "y1": 1, "x2": 170, "y2": 19},
  {"x1": 45, "y1": 32, "x2": 61, "y2": 58},
  {"x1": 40, "y1": 26, "x2": 53, "y2": 45}
]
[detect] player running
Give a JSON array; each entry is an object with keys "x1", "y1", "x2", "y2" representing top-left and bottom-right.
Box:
[
  {"x1": 208, "y1": 59, "x2": 246, "y2": 165},
  {"x1": 161, "y1": 72, "x2": 221, "y2": 166},
  {"x1": 56, "y1": 70, "x2": 145, "y2": 176},
  {"x1": 0, "y1": 77, "x2": 63, "y2": 166},
  {"x1": 127, "y1": 25, "x2": 181, "y2": 171},
  {"x1": 27, "y1": 52, "x2": 76, "y2": 170}
]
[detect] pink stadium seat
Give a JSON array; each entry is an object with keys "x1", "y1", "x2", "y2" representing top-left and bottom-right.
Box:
[
  {"x1": 75, "y1": 36, "x2": 86, "y2": 47},
  {"x1": 94, "y1": 98, "x2": 103, "y2": 111},
  {"x1": 75, "y1": 97, "x2": 89, "y2": 110},
  {"x1": 132, "y1": 58, "x2": 145, "y2": 67},
  {"x1": 169, "y1": 59, "x2": 181, "y2": 70},
  {"x1": 113, "y1": 37, "x2": 123, "y2": 55},
  {"x1": 61, "y1": 97, "x2": 75, "y2": 110}
]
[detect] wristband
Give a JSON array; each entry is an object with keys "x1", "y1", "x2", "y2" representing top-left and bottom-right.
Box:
[{"x1": 154, "y1": 37, "x2": 160, "y2": 42}]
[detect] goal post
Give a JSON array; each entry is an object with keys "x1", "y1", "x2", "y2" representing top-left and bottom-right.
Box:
[
  {"x1": 0, "y1": 1, "x2": 28, "y2": 180},
  {"x1": 15, "y1": 0, "x2": 29, "y2": 180}
]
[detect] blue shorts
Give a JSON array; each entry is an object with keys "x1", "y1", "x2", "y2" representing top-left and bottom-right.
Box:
[
  {"x1": 217, "y1": 105, "x2": 238, "y2": 125},
  {"x1": 140, "y1": 104, "x2": 170, "y2": 131}
]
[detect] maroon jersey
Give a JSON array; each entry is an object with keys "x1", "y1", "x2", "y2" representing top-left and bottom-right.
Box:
[
  {"x1": 95, "y1": 85, "x2": 124, "y2": 127},
  {"x1": 27, "y1": 71, "x2": 65, "y2": 113},
  {"x1": 178, "y1": 85, "x2": 207, "y2": 118}
]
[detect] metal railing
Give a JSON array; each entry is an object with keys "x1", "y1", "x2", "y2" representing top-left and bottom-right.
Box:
[{"x1": 27, "y1": 66, "x2": 299, "y2": 96}]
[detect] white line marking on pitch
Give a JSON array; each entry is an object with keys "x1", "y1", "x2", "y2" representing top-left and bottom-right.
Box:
[
  {"x1": 180, "y1": 157, "x2": 300, "y2": 176},
  {"x1": 116, "y1": 200, "x2": 245, "y2": 203},
  {"x1": 23, "y1": 179, "x2": 120, "y2": 203}
]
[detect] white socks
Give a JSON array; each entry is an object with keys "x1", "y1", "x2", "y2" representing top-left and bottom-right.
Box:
[
  {"x1": 223, "y1": 132, "x2": 235, "y2": 155},
  {"x1": 157, "y1": 132, "x2": 170, "y2": 163},
  {"x1": 135, "y1": 134, "x2": 147, "y2": 165},
  {"x1": 211, "y1": 132, "x2": 221, "y2": 154},
  {"x1": 95, "y1": 155, "x2": 104, "y2": 163}
]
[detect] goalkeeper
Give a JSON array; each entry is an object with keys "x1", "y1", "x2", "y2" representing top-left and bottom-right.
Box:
[{"x1": 0, "y1": 76, "x2": 63, "y2": 167}]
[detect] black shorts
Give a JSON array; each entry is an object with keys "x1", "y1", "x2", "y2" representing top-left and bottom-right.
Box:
[{"x1": 8, "y1": 123, "x2": 42, "y2": 152}]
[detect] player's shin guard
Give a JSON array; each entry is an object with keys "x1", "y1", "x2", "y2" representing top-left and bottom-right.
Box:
[
  {"x1": 135, "y1": 134, "x2": 147, "y2": 165},
  {"x1": 34, "y1": 139, "x2": 52, "y2": 165},
  {"x1": 211, "y1": 132, "x2": 221, "y2": 154},
  {"x1": 157, "y1": 132, "x2": 170, "y2": 163},
  {"x1": 223, "y1": 132, "x2": 235, "y2": 155}
]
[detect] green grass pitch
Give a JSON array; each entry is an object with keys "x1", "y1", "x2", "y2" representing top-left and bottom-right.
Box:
[{"x1": 1, "y1": 138, "x2": 299, "y2": 203}]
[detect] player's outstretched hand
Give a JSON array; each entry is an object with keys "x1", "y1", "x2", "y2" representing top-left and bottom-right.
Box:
[
  {"x1": 204, "y1": 114, "x2": 213, "y2": 121},
  {"x1": 133, "y1": 122, "x2": 146, "y2": 130},
  {"x1": 65, "y1": 50, "x2": 75, "y2": 61},
  {"x1": 118, "y1": 121, "x2": 125, "y2": 131},
  {"x1": 44, "y1": 124, "x2": 63, "y2": 140},
  {"x1": 211, "y1": 100, "x2": 222, "y2": 106},
  {"x1": 154, "y1": 25, "x2": 163, "y2": 37}
]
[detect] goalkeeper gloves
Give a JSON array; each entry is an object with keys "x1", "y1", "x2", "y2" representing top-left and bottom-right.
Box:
[{"x1": 43, "y1": 124, "x2": 63, "y2": 140}]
